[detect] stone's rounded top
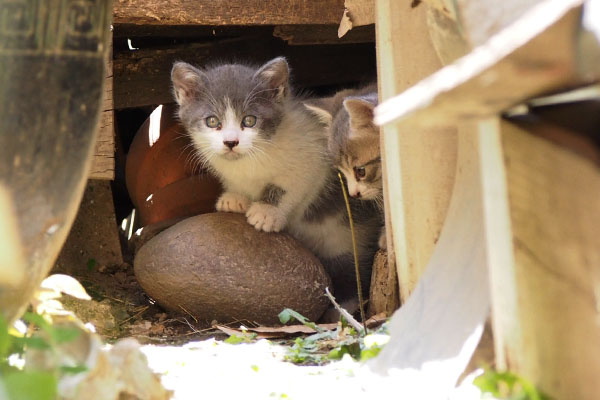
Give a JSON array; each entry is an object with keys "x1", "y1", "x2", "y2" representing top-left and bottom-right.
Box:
[{"x1": 134, "y1": 212, "x2": 331, "y2": 325}]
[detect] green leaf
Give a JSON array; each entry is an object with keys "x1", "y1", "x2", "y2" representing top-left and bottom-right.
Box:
[
  {"x1": 474, "y1": 369, "x2": 551, "y2": 400},
  {"x1": 12, "y1": 336, "x2": 51, "y2": 351},
  {"x1": 327, "y1": 342, "x2": 361, "y2": 361},
  {"x1": 22, "y1": 313, "x2": 51, "y2": 333},
  {"x1": 51, "y1": 326, "x2": 81, "y2": 344},
  {"x1": 224, "y1": 333, "x2": 256, "y2": 345},
  {"x1": 2, "y1": 371, "x2": 57, "y2": 400},
  {"x1": 278, "y1": 308, "x2": 323, "y2": 333},
  {"x1": 0, "y1": 315, "x2": 11, "y2": 358},
  {"x1": 360, "y1": 346, "x2": 382, "y2": 362},
  {"x1": 278, "y1": 309, "x2": 303, "y2": 324},
  {"x1": 250, "y1": 365, "x2": 259, "y2": 372},
  {"x1": 60, "y1": 365, "x2": 88, "y2": 375},
  {"x1": 86, "y1": 258, "x2": 97, "y2": 272}
]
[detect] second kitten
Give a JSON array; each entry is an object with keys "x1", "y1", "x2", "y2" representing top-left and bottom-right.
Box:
[{"x1": 306, "y1": 85, "x2": 386, "y2": 249}]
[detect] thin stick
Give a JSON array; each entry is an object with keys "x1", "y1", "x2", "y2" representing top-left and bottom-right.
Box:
[
  {"x1": 325, "y1": 287, "x2": 364, "y2": 334},
  {"x1": 337, "y1": 172, "x2": 367, "y2": 334},
  {"x1": 118, "y1": 305, "x2": 149, "y2": 325},
  {"x1": 178, "y1": 305, "x2": 198, "y2": 324}
]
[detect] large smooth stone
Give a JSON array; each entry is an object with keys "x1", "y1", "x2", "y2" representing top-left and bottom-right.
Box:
[{"x1": 134, "y1": 212, "x2": 331, "y2": 325}]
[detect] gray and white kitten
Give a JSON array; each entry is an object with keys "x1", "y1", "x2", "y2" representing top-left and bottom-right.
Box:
[
  {"x1": 171, "y1": 58, "x2": 380, "y2": 306},
  {"x1": 305, "y1": 85, "x2": 386, "y2": 249}
]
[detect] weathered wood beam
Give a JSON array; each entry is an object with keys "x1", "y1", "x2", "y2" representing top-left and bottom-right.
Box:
[
  {"x1": 55, "y1": 180, "x2": 123, "y2": 273},
  {"x1": 376, "y1": 0, "x2": 457, "y2": 302},
  {"x1": 338, "y1": 0, "x2": 374, "y2": 37},
  {"x1": 113, "y1": 24, "x2": 272, "y2": 39},
  {"x1": 498, "y1": 119, "x2": 600, "y2": 398},
  {"x1": 114, "y1": 37, "x2": 376, "y2": 109},
  {"x1": 273, "y1": 24, "x2": 374, "y2": 45},
  {"x1": 368, "y1": 250, "x2": 399, "y2": 317},
  {"x1": 113, "y1": 0, "x2": 345, "y2": 26},
  {"x1": 422, "y1": 0, "x2": 457, "y2": 20},
  {"x1": 368, "y1": 127, "x2": 490, "y2": 396},
  {"x1": 113, "y1": 24, "x2": 375, "y2": 44},
  {"x1": 424, "y1": 0, "x2": 569, "y2": 50},
  {"x1": 375, "y1": 0, "x2": 600, "y2": 395},
  {"x1": 90, "y1": 39, "x2": 115, "y2": 179},
  {"x1": 375, "y1": 0, "x2": 592, "y2": 127}
]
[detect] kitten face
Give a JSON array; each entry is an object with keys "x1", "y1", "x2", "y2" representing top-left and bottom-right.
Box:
[
  {"x1": 336, "y1": 132, "x2": 382, "y2": 201},
  {"x1": 171, "y1": 58, "x2": 289, "y2": 161},
  {"x1": 308, "y1": 94, "x2": 382, "y2": 200}
]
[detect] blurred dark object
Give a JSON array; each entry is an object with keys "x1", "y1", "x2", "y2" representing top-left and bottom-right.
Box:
[{"x1": 0, "y1": 1, "x2": 113, "y2": 323}]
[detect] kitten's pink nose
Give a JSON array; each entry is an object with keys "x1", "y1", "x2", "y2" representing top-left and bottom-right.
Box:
[
  {"x1": 223, "y1": 140, "x2": 239, "y2": 149},
  {"x1": 352, "y1": 191, "x2": 361, "y2": 198}
]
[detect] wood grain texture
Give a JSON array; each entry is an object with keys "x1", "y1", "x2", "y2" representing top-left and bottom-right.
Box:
[
  {"x1": 501, "y1": 119, "x2": 600, "y2": 399},
  {"x1": 368, "y1": 128, "x2": 489, "y2": 397},
  {"x1": 273, "y1": 24, "x2": 375, "y2": 45},
  {"x1": 113, "y1": 38, "x2": 376, "y2": 109},
  {"x1": 478, "y1": 118, "x2": 522, "y2": 371},
  {"x1": 113, "y1": 0, "x2": 345, "y2": 26},
  {"x1": 90, "y1": 43, "x2": 115, "y2": 180},
  {"x1": 55, "y1": 180, "x2": 123, "y2": 273},
  {"x1": 376, "y1": 0, "x2": 457, "y2": 302},
  {"x1": 375, "y1": 2, "x2": 587, "y2": 128},
  {"x1": 339, "y1": 0, "x2": 375, "y2": 37},
  {"x1": 368, "y1": 249, "x2": 399, "y2": 316}
]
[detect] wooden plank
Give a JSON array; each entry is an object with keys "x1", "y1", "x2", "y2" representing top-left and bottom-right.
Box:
[
  {"x1": 368, "y1": 127, "x2": 490, "y2": 396},
  {"x1": 375, "y1": 0, "x2": 589, "y2": 128},
  {"x1": 113, "y1": 25, "x2": 272, "y2": 39},
  {"x1": 453, "y1": 0, "x2": 546, "y2": 47},
  {"x1": 497, "y1": 119, "x2": 600, "y2": 399},
  {"x1": 478, "y1": 118, "x2": 523, "y2": 371},
  {"x1": 421, "y1": 0, "x2": 457, "y2": 20},
  {"x1": 376, "y1": 0, "x2": 457, "y2": 302},
  {"x1": 90, "y1": 39, "x2": 115, "y2": 180},
  {"x1": 373, "y1": 0, "x2": 600, "y2": 393},
  {"x1": 424, "y1": 0, "x2": 575, "y2": 49},
  {"x1": 425, "y1": 4, "x2": 470, "y2": 65},
  {"x1": 368, "y1": 250, "x2": 399, "y2": 316},
  {"x1": 113, "y1": 0, "x2": 345, "y2": 26},
  {"x1": 273, "y1": 24, "x2": 375, "y2": 45},
  {"x1": 55, "y1": 180, "x2": 123, "y2": 274},
  {"x1": 113, "y1": 38, "x2": 376, "y2": 109},
  {"x1": 338, "y1": 0, "x2": 375, "y2": 37}
]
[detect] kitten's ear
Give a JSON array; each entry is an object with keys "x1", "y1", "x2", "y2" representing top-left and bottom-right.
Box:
[
  {"x1": 254, "y1": 57, "x2": 290, "y2": 102},
  {"x1": 171, "y1": 62, "x2": 206, "y2": 105},
  {"x1": 304, "y1": 103, "x2": 333, "y2": 128},
  {"x1": 343, "y1": 98, "x2": 376, "y2": 129}
]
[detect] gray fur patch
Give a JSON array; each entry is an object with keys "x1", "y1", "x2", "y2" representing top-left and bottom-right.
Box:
[
  {"x1": 260, "y1": 184, "x2": 286, "y2": 206},
  {"x1": 302, "y1": 170, "x2": 345, "y2": 222},
  {"x1": 319, "y1": 250, "x2": 375, "y2": 301}
]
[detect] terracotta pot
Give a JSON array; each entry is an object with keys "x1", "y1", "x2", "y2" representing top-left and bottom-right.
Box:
[{"x1": 126, "y1": 104, "x2": 222, "y2": 226}]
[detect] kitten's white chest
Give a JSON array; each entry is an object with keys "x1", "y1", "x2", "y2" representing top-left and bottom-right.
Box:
[{"x1": 211, "y1": 157, "x2": 272, "y2": 200}]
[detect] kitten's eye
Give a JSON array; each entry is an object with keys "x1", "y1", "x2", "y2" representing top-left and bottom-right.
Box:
[
  {"x1": 241, "y1": 115, "x2": 257, "y2": 128},
  {"x1": 354, "y1": 166, "x2": 366, "y2": 180},
  {"x1": 205, "y1": 116, "x2": 221, "y2": 129}
]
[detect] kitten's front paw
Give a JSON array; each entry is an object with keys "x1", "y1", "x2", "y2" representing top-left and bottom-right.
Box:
[
  {"x1": 378, "y1": 228, "x2": 387, "y2": 250},
  {"x1": 245, "y1": 202, "x2": 287, "y2": 233},
  {"x1": 216, "y1": 192, "x2": 249, "y2": 213}
]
